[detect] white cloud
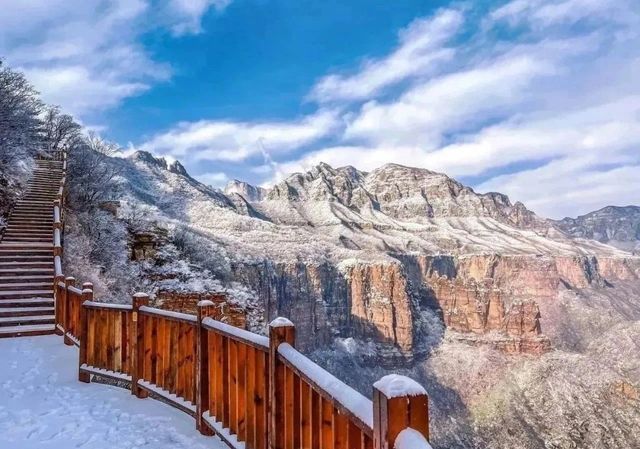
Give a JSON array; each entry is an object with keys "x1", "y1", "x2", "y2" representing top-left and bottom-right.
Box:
[
  {"x1": 489, "y1": 0, "x2": 636, "y2": 28},
  {"x1": 308, "y1": 8, "x2": 463, "y2": 103},
  {"x1": 344, "y1": 52, "x2": 556, "y2": 148},
  {"x1": 195, "y1": 171, "x2": 228, "y2": 187},
  {"x1": 139, "y1": 110, "x2": 341, "y2": 163},
  {"x1": 477, "y1": 159, "x2": 640, "y2": 219},
  {"x1": 0, "y1": 0, "x2": 228, "y2": 119},
  {"x1": 167, "y1": 0, "x2": 232, "y2": 35}
]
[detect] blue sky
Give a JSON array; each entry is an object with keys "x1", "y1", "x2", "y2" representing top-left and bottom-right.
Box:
[{"x1": 1, "y1": 0, "x2": 639, "y2": 218}]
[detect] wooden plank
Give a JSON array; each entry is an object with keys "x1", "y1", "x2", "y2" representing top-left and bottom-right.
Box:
[
  {"x1": 176, "y1": 321, "x2": 186, "y2": 398},
  {"x1": 167, "y1": 321, "x2": 178, "y2": 392},
  {"x1": 107, "y1": 309, "x2": 115, "y2": 370},
  {"x1": 99, "y1": 308, "x2": 108, "y2": 370},
  {"x1": 348, "y1": 421, "x2": 361, "y2": 449},
  {"x1": 386, "y1": 397, "x2": 408, "y2": 449},
  {"x1": 215, "y1": 332, "x2": 225, "y2": 422},
  {"x1": 143, "y1": 313, "x2": 153, "y2": 382},
  {"x1": 151, "y1": 315, "x2": 159, "y2": 384},
  {"x1": 301, "y1": 381, "x2": 311, "y2": 449},
  {"x1": 87, "y1": 309, "x2": 95, "y2": 367},
  {"x1": 245, "y1": 345, "x2": 256, "y2": 449},
  {"x1": 164, "y1": 317, "x2": 172, "y2": 388},
  {"x1": 320, "y1": 397, "x2": 333, "y2": 449},
  {"x1": 333, "y1": 407, "x2": 348, "y2": 449},
  {"x1": 237, "y1": 342, "x2": 247, "y2": 442},
  {"x1": 156, "y1": 317, "x2": 165, "y2": 388},
  {"x1": 284, "y1": 366, "x2": 294, "y2": 449},
  {"x1": 229, "y1": 337, "x2": 238, "y2": 434},
  {"x1": 122, "y1": 311, "x2": 130, "y2": 374},
  {"x1": 409, "y1": 395, "x2": 429, "y2": 440},
  {"x1": 186, "y1": 324, "x2": 195, "y2": 403},
  {"x1": 255, "y1": 349, "x2": 267, "y2": 449},
  {"x1": 311, "y1": 388, "x2": 320, "y2": 449},
  {"x1": 113, "y1": 311, "x2": 122, "y2": 372},
  {"x1": 293, "y1": 373, "x2": 301, "y2": 449},
  {"x1": 207, "y1": 331, "x2": 216, "y2": 415},
  {"x1": 222, "y1": 335, "x2": 230, "y2": 428},
  {"x1": 363, "y1": 434, "x2": 373, "y2": 449},
  {"x1": 372, "y1": 390, "x2": 382, "y2": 449}
]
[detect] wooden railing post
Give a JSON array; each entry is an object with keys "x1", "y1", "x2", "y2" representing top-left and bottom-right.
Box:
[
  {"x1": 196, "y1": 300, "x2": 215, "y2": 435},
  {"x1": 268, "y1": 317, "x2": 295, "y2": 449},
  {"x1": 63, "y1": 277, "x2": 75, "y2": 346},
  {"x1": 372, "y1": 375, "x2": 429, "y2": 449},
  {"x1": 131, "y1": 292, "x2": 149, "y2": 399},
  {"x1": 78, "y1": 284, "x2": 93, "y2": 383},
  {"x1": 54, "y1": 274, "x2": 65, "y2": 336}
]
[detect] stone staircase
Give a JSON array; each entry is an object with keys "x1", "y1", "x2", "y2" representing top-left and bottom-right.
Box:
[{"x1": 0, "y1": 159, "x2": 63, "y2": 337}]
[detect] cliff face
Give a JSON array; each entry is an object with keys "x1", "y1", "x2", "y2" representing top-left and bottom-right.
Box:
[
  {"x1": 389, "y1": 254, "x2": 640, "y2": 354},
  {"x1": 228, "y1": 260, "x2": 417, "y2": 360}
]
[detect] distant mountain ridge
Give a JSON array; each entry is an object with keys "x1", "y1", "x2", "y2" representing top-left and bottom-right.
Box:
[
  {"x1": 227, "y1": 162, "x2": 544, "y2": 227},
  {"x1": 554, "y1": 205, "x2": 640, "y2": 254}
]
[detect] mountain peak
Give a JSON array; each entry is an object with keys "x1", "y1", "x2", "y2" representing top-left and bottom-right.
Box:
[
  {"x1": 129, "y1": 151, "x2": 194, "y2": 179},
  {"x1": 168, "y1": 160, "x2": 188, "y2": 176},
  {"x1": 224, "y1": 179, "x2": 266, "y2": 201},
  {"x1": 130, "y1": 150, "x2": 167, "y2": 168}
]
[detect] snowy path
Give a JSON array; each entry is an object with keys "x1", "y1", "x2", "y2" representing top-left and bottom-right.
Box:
[{"x1": 0, "y1": 336, "x2": 226, "y2": 449}]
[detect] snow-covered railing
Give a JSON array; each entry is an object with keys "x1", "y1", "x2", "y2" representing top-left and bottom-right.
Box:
[
  {"x1": 56, "y1": 277, "x2": 92, "y2": 347},
  {"x1": 131, "y1": 296, "x2": 200, "y2": 408},
  {"x1": 52, "y1": 149, "x2": 68, "y2": 337},
  {"x1": 197, "y1": 302, "x2": 271, "y2": 447},
  {"x1": 268, "y1": 320, "x2": 431, "y2": 449},
  {"x1": 78, "y1": 299, "x2": 134, "y2": 382},
  {"x1": 74, "y1": 297, "x2": 432, "y2": 449}
]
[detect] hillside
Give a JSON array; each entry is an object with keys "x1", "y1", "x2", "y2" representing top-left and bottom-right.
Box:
[{"x1": 60, "y1": 151, "x2": 640, "y2": 449}]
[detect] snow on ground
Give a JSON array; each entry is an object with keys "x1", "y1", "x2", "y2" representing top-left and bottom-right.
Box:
[{"x1": 0, "y1": 336, "x2": 225, "y2": 449}]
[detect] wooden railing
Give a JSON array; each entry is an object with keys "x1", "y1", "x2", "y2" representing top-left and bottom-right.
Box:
[
  {"x1": 64, "y1": 298, "x2": 433, "y2": 449},
  {"x1": 37, "y1": 149, "x2": 65, "y2": 161},
  {"x1": 50, "y1": 148, "x2": 433, "y2": 449}
]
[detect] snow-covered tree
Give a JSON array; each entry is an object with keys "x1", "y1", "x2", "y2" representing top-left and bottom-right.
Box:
[
  {"x1": 0, "y1": 60, "x2": 43, "y2": 213},
  {"x1": 42, "y1": 105, "x2": 82, "y2": 155},
  {"x1": 67, "y1": 132, "x2": 121, "y2": 211}
]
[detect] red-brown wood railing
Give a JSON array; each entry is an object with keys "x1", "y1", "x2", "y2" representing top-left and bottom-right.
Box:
[
  {"x1": 51, "y1": 147, "x2": 433, "y2": 449},
  {"x1": 63, "y1": 298, "x2": 432, "y2": 449}
]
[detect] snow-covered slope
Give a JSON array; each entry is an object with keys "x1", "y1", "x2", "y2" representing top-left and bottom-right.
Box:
[{"x1": 218, "y1": 160, "x2": 629, "y2": 258}]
